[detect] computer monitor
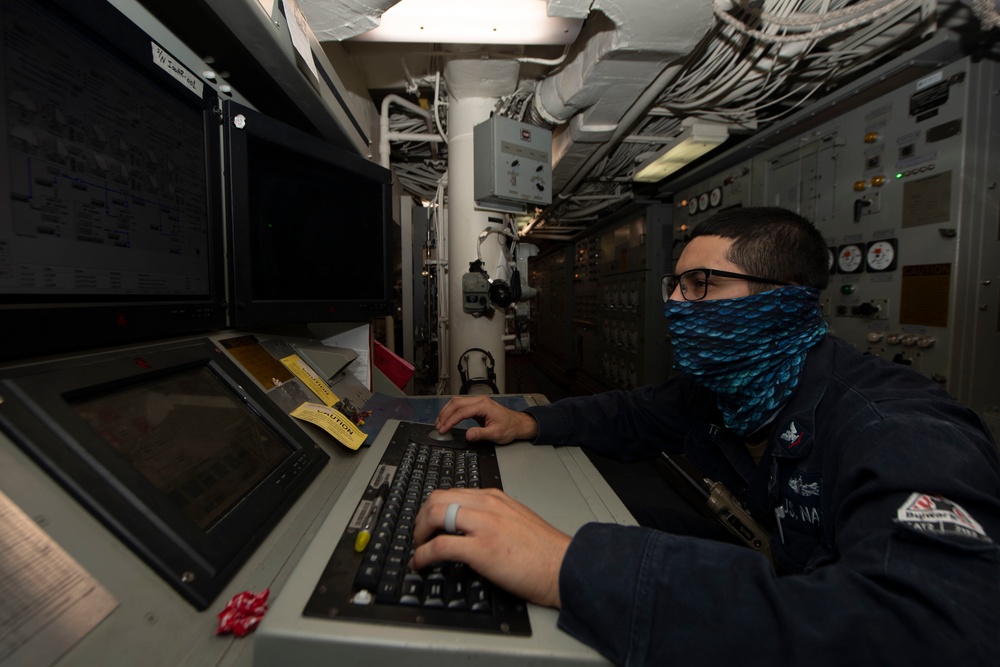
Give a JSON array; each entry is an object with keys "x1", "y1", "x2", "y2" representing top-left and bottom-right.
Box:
[
  {"x1": 0, "y1": 0, "x2": 226, "y2": 362},
  {"x1": 0, "y1": 337, "x2": 329, "y2": 610},
  {"x1": 223, "y1": 100, "x2": 394, "y2": 327}
]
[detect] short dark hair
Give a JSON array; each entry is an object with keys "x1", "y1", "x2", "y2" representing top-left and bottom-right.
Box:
[{"x1": 690, "y1": 207, "x2": 830, "y2": 291}]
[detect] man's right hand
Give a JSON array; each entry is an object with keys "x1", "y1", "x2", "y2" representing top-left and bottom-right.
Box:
[{"x1": 435, "y1": 395, "x2": 539, "y2": 444}]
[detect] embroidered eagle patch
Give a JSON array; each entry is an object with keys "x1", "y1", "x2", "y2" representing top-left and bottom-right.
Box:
[
  {"x1": 895, "y1": 493, "x2": 992, "y2": 543},
  {"x1": 777, "y1": 419, "x2": 814, "y2": 456}
]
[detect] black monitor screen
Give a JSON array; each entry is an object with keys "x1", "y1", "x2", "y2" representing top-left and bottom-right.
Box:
[
  {"x1": 0, "y1": 338, "x2": 328, "y2": 610},
  {"x1": 225, "y1": 101, "x2": 393, "y2": 325},
  {"x1": 71, "y1": 365, "x2": 292, "y2": 530},
  {"x1": 0, "y1": 0, "x2": 225, "y2": 361},
  {"x1": 246, "y1": 134, "x2": 387, "y2": 301}
]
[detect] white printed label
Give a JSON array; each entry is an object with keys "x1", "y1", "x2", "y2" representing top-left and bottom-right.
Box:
[
  {"x1": 150, "y1": 42, "x2": 204, "y2": 98},
  {"x1": 915, "y1": 71, "x2": 944, "y2": 92}
]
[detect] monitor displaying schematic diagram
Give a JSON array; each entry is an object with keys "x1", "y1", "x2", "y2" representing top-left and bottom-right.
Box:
[{"x1": 0, "y1": 0, "x2": 226, "y2": 362}]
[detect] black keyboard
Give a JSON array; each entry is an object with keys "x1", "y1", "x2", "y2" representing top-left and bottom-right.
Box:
[{"x1": 303, "y1": 421, "x2": 532, "y2": 636}]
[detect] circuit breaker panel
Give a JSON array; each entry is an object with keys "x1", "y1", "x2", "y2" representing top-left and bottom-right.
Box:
[{"x1": 674, "y1": 55, "x2": 1000, "y2": 425}]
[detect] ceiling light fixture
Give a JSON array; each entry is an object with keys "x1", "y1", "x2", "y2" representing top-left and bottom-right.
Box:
[
  {"x1": 349, "y1": 0, "x2": 584, "y2": 45},
  {"x1": 632, "y1": 121, "x2": 730, "y2": 183}
]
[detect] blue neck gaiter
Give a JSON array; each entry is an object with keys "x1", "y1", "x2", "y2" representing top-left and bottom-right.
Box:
[{"x1": 664, "y1": 286, "x2": 828, "y2": 436}]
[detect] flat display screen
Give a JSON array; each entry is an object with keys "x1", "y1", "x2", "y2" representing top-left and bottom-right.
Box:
[
  {"x1": 246, "y1": 134, "x2": 387, "y2": 301},
  {"x1": 72, "y1": 366, "x2": 292, "y2": 530},
  {"x1": 225, "y1": 100, "x2": 393, "y2": 325},
  {"x1": 0, "y1": 0, "x2": 225, "y2": 361},
  {"x1": 0, "y1": 338, "x2": 328, "y2": 610},
  {"x1": 1, "y1": 0, "x2": 212, "y2": 299}
]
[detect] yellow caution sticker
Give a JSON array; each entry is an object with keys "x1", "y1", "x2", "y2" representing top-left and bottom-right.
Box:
[
  {"x1": 290, "y1": 402, "x2": 368, "y2": 450},
  {"x1": 281, "y1": 354, "x2": 338, "y2": 407}
]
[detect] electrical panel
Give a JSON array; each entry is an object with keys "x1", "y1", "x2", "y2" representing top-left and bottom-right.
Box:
[
  {"x1": 528, "y1": 248, "x2": 573, "y2": 383},
  {"x1": 474, "y1": 115, "x2": 553, "y2": 213},
  {"x1": 673, "y1": 55, "x2": 1000, "y2": 425},
  {"x1": 673, "y1": 161, "x2": 753, "y2": 247},
  {"x1": 532, "y1": 204, "x2": 673, "y2": 394},
  {"x1": 572, "y1": 234, "x2": 603, "y2": 392},
  {"x1": 593, "y1": 205, "x2": 673, "y2": 391}
]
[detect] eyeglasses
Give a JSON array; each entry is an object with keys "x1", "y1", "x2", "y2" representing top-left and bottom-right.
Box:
[{"x1": 662, "y1": 268, "x2": 792, "y2": 302}]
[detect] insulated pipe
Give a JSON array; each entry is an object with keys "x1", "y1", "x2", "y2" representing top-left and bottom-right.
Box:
[
  {"x1": 446, "y1": 96, "x2": 506, "y2": 395},
  {"x1": 297, "y1": 0, "x2": 403, "y2": 42},
  {"x1": 523, "y1": 63, "x2": 684, "y2": 235},
  {"x1": 558, "y1": 61, "x2": 683, "y2": 195},
  {"x1": 532, "y1": 0, "x2": 710, "y2": 127}
]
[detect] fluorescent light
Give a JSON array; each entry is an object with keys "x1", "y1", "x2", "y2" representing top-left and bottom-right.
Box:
[
  {"x1": 633, "y1": 122, "x2": 729, "y2": 183},
  {"x1": 349, "y1": 0, "x2": 584, "y2": 45}
]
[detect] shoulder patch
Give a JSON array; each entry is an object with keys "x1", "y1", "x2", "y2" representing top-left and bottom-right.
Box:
[{"x1": 895, "y1": 493, "x2": 992, "y2": 543}]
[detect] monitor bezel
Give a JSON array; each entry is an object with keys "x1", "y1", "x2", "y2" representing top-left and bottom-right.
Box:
[
  {"x1": 222, "y1": 99, "x2": 394, "y2": 327},
  {"x1": 0, "y1": 337, "x2": 328, "y2": 610},
  {"x1": 0, "y1": 0, "x2": 227, "y2": 363}
]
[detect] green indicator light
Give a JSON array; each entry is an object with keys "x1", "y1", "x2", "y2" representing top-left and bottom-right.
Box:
[{"x1": 895, "y1": 173, "x2": 903, "y2": 179}]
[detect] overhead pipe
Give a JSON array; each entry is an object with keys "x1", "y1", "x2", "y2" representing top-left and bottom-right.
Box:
[
  {"x1": 378, "y1": 94, "x2": 445, "y2": 168},
  {"x1": 518, "y1": 0, "x2": 712, "y2": 232},
  {"x1": 523, "y1": 63, "x2": 684, "y2": 235}
]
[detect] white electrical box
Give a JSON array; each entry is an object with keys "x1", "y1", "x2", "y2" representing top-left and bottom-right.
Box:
[{"x1": 474, "y1": 115, "x2": 552, "y2": 213}]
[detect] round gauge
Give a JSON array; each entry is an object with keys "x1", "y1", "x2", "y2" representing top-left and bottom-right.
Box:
[
  {"x1": 698, "y1": 192, "x2": 710, "y2": 211},
  {"x1": 866, "y1": 240, "x2": 896, "y2": 272},
  {"x1": 827, "y1": 247, "x2": 836, "y2": 274},
  {"x1": 837, "y1": 244, "x2": 864, "y2": 274},
  {"x1": 688, "y1": 198, "x2": 699, "y2": 215},
  {"x1": 709, "y1": 187, "x2": 723, "y2": 207}
]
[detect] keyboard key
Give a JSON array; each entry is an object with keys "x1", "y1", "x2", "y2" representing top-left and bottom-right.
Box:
[
  {"x1": 424, "y1": 581, "x2": 445, "y2": 608},
  {"x1": 469, "y1": 579, "x2": 491, "y2": 612},
  {"x1": 375, "y1": 577, "x2": 400, "y2": 604},
  {"x1": 354, "y1": 563, "x2": 379, "y2": 591},
  {"x1": 400, "y1": 573, "x2": 423, "y2": 606}
]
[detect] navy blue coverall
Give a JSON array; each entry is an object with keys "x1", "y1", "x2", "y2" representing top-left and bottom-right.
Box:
[{"x1": 525, "y1": 336, "x2": 1000, "y2": 665}]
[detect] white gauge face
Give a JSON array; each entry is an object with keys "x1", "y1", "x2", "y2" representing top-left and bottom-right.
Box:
[
  {"x1": 698, "y1": 192, "x2": 710, "y2": 211},
  {"x1": 866, "y1": 240, "x2": 896, "y2": 271},
  {"x1": 709, "y1": 187, "x2": 722, "y2": 207},
  {"x1": 837, "y1": 244, "x2": 864, "y2": 273},
  {"x1": 688, "y1": 198, "x2": 699, "y2": 215}
]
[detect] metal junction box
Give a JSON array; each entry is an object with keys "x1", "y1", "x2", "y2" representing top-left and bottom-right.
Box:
[{"x1": 474, "y1": 115, "x2": 552, "y2": 213}]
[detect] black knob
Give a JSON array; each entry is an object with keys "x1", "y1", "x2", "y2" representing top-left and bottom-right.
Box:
[{"x1": 858, "y1": 302, "x2": 880, "y2": 317}]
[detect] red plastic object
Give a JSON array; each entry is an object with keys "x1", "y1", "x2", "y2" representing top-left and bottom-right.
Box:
[
  {"x1": 216, "y1": 589, "x2": 270, "y2": 637},
  {"x1": 373, "y1": 339, "x2": 415, "y2": 390}
]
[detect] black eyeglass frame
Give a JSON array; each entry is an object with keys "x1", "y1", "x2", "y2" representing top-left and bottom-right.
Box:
[{"x1": 662, "y1": 268, "x2": 793, "y2": 302}]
